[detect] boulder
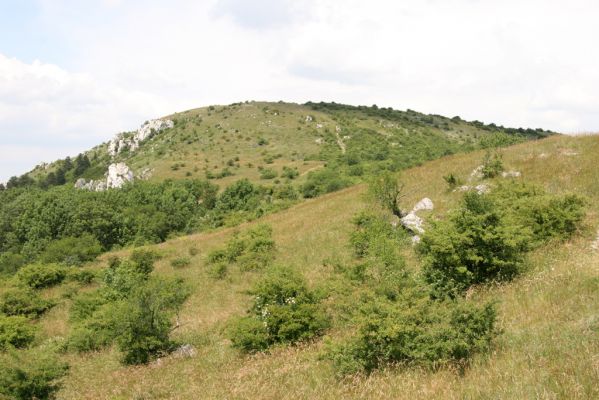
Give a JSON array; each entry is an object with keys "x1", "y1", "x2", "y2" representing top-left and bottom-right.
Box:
[
  {"x1": 106, "y1": 163, "x2": 134, "y2": 189},
  {"x1": 400, "y1": 212, "x2": 424, "y2": 234},
  {"x1": 412, "y1": 197, "x2": 434, "y2": 213}
]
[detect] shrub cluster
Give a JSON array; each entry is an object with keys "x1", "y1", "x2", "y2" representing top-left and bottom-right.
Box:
[
  {"x1": 0, "y1": 287, "x2": 54, "y2": 318},
  {"x1": 67, "y1": 250, "x2": 190, "y2": 364},
  {"x1": 228, "y1": 267, "x2": 329, "y2": 352},
  {"x1": 0, "y1": 348, "x2": 68, "y2": 400},
  {"x1": 325, "y1": 211, "x2": 498, "y2": 375},
  {"x1": 419, "y1": 183, "x2": 586, "y2": 296},
  {"x1": 16, "y1": 264, "x2": 67, "y2": 289}
]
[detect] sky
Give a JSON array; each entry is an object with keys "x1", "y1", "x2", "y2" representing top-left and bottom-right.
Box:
[{"x1": 1, "y1": 0, "x2": 599, "y2": 183}]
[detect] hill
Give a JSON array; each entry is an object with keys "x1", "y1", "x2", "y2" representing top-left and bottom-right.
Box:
[
  {"x1": 1, "y1": 132, "x2": 597, "y2": 399},
  {"x1": 7, "y1": 101, "x2": 553, "y2": 192}
]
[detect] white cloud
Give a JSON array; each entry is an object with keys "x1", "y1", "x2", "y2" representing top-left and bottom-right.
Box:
[{"x1": 2, "y1": 0, "x2": 599, "y2": 181}]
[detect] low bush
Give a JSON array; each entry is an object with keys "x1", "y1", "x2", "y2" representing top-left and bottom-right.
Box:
[
  {"x1": 301, "y1": 169, "x2": 352, "y2": 198},
  {"x1": 259, "y1": 168, "x2": 278, "y2": 180},
  {"x1": 170, "y1": 257, "x2": 191, "y2": 268},
  {"x1": 0, "y1": 315, "x2": 37, "y2": 350},
  {"x1": 228, "y1": 267, "x2": 329, "y2": 352},
  {"x1": 40, "y1": 234, "x2": 102, "y2": 266},
  {"x1": 0, "y1": 252, "x2": 26, "y2": 276},
  {"x1": 0, "y1": 348, "x2": 68, "y2": 400},
  {"x1": 207, "y1": 224, "x2": 276, "y2": 271},
  {"x1": 281, "y1": 166, "x2": 299, "y2": 180},
  {"x1": 327, "y1": 296, "x2": 496, "y2": 375},
  {"x1": 481, "y1": 151, "x2": 504, "y2": 179},
  {"x1": 0, "y1": 287, "x2": 54, "y2": 318},
  {"x1": 16, "y1": 264, "x2": 68, "y2": 289},
  {"x1": 419, "y1": 183, "x2": 586, "y2": 296},
  {"x1": 68, "y1": 252, "x2": 190, "y2": 364}
]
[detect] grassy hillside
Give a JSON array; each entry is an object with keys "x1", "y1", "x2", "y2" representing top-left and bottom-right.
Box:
[
  {"x1": 19, "y1": 101, "x2": 553, "y2": 191},
  {"x1": 12, "y1": 133, "x2": 597, "y2": 399}
]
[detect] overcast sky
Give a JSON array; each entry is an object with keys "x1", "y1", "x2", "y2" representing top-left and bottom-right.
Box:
[{"x1": 1, "y1": 0, "x2": 598, "y2": 182}]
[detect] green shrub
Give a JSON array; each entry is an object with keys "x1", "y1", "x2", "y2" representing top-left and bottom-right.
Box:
[
  {"x1": 228, "y1": 267, "x2": 328, "y2": 352},
  {"x1": 208, "y1": 262, "x2": 228, "y2": 279},
  {"x1": 207, "y1": 224, "x2": 276, "y2": 271},
  {"x1": 259, "y1": 168, "x2": 278, "y2": 180},
  {"x1": 0, "y1": 252, "x2": 26, "y2": 276},
  {"x1": 112, "y1": 277, "x2": 191, "y2": 364},
  {"x1": 327, "y1": 296, "x2": 496, "y2": 375},
  {"x1": 481, "y1": 151, "x2": 504, "y2": 179},
  {"x1": 443, "y1": 173, "x2": 461, "y2": 189},
  {"x1": 281, "y1": 166, "x2": 299, "y2": 180},
  {"x1": 0, "y1": 348, "x2": 68, "y2": 400},
  {"x1": 66, "y1": 269, "x2": 96, "y2": 285},
  {"x1": 0, "y1": 288, "x2": 54, "y2": 318},
  {"x1": 16, "y1": 264, "x2": 67, "y2": 289},
  {"x1": 40, "y1": 234, "x2": 102, "y2": 266},
  {"x1": 368, "y1": 172, "x2": 404, "y2": 217},
  {"x1": 0, "y1": 315, "x2": 37, "y2": 350},
  {"x1": 301, "y1": 169, "x2": 352, "y2": 198},
  {"x1": 419, "y1": 183, "x2": 585, "y2": 296},
  {"x1": 273, "y1": 184, "x2": 299, "y2": 201},
  {"x1": 170, "y1": 257, "x2": 191, "y2": 268},
  {"x1": 419, "y1": 192, "x2": 531, "y2": 296}
]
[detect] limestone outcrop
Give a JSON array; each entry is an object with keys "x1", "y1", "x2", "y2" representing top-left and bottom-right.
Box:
[{"x1": 108, "y1": 119, "x2": 174, "y2": 156}]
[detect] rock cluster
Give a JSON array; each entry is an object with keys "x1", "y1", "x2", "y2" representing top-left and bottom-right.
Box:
[
  {"x1": 107, "y1": 163, "x2": 134, "y2": 189},
  {"x1": 108, "y1": 119, "x2": 174, "y2": 156},
  {"x1": 74, "y1": 163, "x2": 134, "y2": 191}
]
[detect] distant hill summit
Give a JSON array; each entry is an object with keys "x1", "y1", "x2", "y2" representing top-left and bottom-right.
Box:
[{"x1": 4, "y1": 101, "x2": 554, "y2": 191}]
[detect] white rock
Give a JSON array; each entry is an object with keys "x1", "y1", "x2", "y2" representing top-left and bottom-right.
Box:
[
  {"x1": 475, "y1": 184, "x2": 490, "y2": 194},
  {"x1": 315, "y1": 138, "x2": 324, "y2": 144},
  {"x1": 108, "y1": 119, "x2": 173, "y2": 156},
  {"x1": 74, "y1": 178, "x2": 87, "y2": 189},
  {"x1": 412, "y1": 197, "x2": 434, "y2": 213},
  {"x1": 400, "y1": 212, "x2": 424, "y2": 234},
  {"x1": 305, "y1": 115, "x2": 313, "y2": 122},
  {"x1": 316, "y1": 123, "x2": 323, "y2": 129},
  {"x1": 501, "y1": 170, "x2": 521, "y2": 178},
  {"x1": 470, "y1": 165, "x2": 484, "y2": 180},
  {"x1": 106, "y1": 163, "x2": 134, "y2": 189}
]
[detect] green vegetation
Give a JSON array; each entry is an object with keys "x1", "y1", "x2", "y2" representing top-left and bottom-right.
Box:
[
  {"x1": 67, "y1": 251, "x2": 190, "y2": 364},
  {"x1": 419, "y1": 183, "x2": 586, "y2": 296},
  {"x1": 1, "y1": 102, "x2": 597, "y2": 399},
  {"x1": 228, "y1": 267, "x2": 328, "y2": 352},
  {"x1": 0, "y1": 349, "x2": 68, "y2": 400}
]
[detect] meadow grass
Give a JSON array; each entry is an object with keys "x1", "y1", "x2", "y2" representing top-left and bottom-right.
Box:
[{"x1": 27, "y1": 134, "x2": 599, "y2": 399}]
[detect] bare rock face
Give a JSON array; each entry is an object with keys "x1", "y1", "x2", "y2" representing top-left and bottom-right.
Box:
[
  {"x1": 74, "y1": 178, "x2": 107, "y2": 192},
  {"x1": 108, "y1": 119, "x2": 174, "y2": 156},
  {"x1": 106, "y1": 163, "x2": 134, "y2": 189}
]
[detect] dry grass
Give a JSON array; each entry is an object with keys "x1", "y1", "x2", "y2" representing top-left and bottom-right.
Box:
[{"x1": 31, "y1": 134, "x2": 599, "y2": 399}]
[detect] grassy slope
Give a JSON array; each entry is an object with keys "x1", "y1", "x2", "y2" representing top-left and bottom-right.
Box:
[
  {"x1": 39, "y1": 134, "x2": 599, "y2": 399},
  {"x1": 28, "y1": 101, "x2": 550, "y2": 189}
]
